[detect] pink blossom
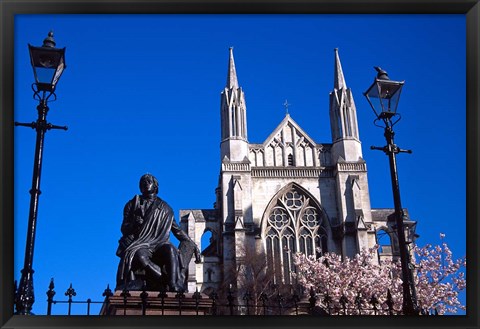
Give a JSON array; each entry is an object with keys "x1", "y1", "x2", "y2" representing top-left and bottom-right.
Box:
[{"x1": 293, "y1": 238, "x2": 466, "y2": 315}]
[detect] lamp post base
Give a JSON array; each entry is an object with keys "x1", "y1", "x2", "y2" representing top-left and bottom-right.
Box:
[{"x1": 15, "y1": 269, "x2": 35, "y2": 315}]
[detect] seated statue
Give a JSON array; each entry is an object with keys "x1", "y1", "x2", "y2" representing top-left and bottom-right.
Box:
[{"x1": 115, "y1": 173, "x2": 200, "y2": 292}]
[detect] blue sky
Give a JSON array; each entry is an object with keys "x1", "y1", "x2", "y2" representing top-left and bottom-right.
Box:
[{"x1": 13, "y1": 14, "x2": 466, "y2": 315}]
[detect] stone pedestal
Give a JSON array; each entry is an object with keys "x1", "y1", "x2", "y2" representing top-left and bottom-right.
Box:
[{"x1": 100, "y1": 290, "x2": 213, "y2": 315}]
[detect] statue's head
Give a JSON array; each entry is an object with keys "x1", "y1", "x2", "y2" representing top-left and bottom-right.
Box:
[{"x1": 139, "y1": 173, "x2": 159, "y2": 195}]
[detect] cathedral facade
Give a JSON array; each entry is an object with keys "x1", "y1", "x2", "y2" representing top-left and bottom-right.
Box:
[{"x1": 179, "y1": 48, "x2": 415, "y2": 294}]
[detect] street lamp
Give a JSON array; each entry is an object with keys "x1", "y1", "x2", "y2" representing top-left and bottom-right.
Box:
[
  {"x1": 14, "y1": 31, "x2": 67, "y2": 315},
  {"x1": 363, "y1": 67, "x2": 418, "y2": 315},
  {"x1": 364, "y1": 67, "x2": 404, "y2": 123},
  {"x1": 28, "y1": 31, "x2": 66, "y2": 93}
]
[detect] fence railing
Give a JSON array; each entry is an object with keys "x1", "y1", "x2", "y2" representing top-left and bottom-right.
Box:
[{"x1": 15, "y1": 279, "x2": 439, "y2": 316}]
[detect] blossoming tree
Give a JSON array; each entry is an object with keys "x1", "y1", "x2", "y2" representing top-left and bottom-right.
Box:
[{"x1": 293, "y1": 234, "x2": 466, "y2": 315}]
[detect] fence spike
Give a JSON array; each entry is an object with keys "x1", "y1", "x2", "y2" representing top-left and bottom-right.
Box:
[
  {"x1": 292, "y1": 290, "x2": 300, "y2": 315},
  {"x1": 354, "y1": 292, "x2": 363, "y2": 315},
  {"x1": 309, "y1": 287, "x2": 317, "y2": 314},
  {"x1": 243, "y1": 291, "x2": 252, "y2": 301},
  {"x1": 48, "y1": 278, "x2": 54, "y2": 290},
  {"x1": 120, "y1": 287, "x2": 130, "y2": 298},
  {"x1": 175, "y1": 290, "x2": 185, "y2": 316},
  {"x1": 46, "y1": 278, "x2": 56, "y2": 315},
  {"x1": 339, "y1": 294, "x2": 348, "y2": 315},
  {"x1": 260, "y1": 292, "x2": 268, "y2": 315},
  {"x1": 209, "y1": 290, "x2": 218, "y2": 316},
  {"x1": 47, "y1": 279, "x2": 56, "y2": 297},
  {"x1": 158, "y1": 286, "x2": 167, "y2": 315},
  {"x1": 65, "y1": 283, "x2": 76, "y2": 297},
  {"x1": 65, "y1": 283, "x2": 76, "y2": 315},
  {"x1": 227, "y1": 286, "x2": 235, "y2": 315},
  {"x1": 322, "y1": 291, "x2": 332, "y2": 315},
  {"x1": 193, "y1": 288, "x2": 202, "y2": 315},
  {"x1": 121, "y1": 287, "x2": 131, "y2": 316},
  {"x1": 140, "y1": 282, "x2": 149, "y2": 315},
  {"x1": 386, "y1": 289, "x2": 394, "y2": 315},
  {"x1": 277, "y1": 291, "x2": 285, "y2": 315},
  {"x1": 193, "y1": 288, "x2": 202, "y2": 302},
  {"x1": 102, "y1": 284, "x2": 113, "y2": 298},
  {"x1": 243, "y1": 291, "x2": 252, "y2": 315},
  {"x1": 101, "y1": 284, "x2": 113, "y2": 316}
]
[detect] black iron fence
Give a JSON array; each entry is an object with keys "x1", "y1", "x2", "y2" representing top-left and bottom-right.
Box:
[{"x1": 14, "y1": 279, "x2": 439, "y2": 316}]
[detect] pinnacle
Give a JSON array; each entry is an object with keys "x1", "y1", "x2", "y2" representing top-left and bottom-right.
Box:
[
  {"x1": 334, "y1": 48, "x2": 347, "y2": 90},
  {"x1": 226, "y1": 47, "x2": 239, "y2": 89}
]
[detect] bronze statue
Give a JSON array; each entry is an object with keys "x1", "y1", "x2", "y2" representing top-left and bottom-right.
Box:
[{"x1": 115, "y1": 174, "x2": 200, "y2": 292}]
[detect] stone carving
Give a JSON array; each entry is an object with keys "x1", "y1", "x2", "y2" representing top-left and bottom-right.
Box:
[{"x1": 115, "y1": 174, "x2": 200, "y2": 292}]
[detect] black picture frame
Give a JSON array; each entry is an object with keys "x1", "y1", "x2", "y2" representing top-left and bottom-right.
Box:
[{"x1": 1, "y1": 1, "x2": 478, "y2": 329}]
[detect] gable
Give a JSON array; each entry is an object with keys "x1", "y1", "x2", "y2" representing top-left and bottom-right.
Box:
[
  {"x1": 263, "y1": 114, "x2": 316, "y2": 147},
  {"x1": 249, "y1": 114, "x2": 323, "y2": 167}
]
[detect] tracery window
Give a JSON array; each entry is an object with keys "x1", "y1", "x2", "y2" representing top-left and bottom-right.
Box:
[{"x1": 265, "y1": 186, "x2": 327, "y2": 284}]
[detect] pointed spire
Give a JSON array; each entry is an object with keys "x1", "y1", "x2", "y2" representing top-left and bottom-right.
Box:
[
  {"x1": 226, "y1": 47, "x2": 239, "y2": 89},
  {"x1": 334, "y1": 48, "x2": 347, "y2": 90}
]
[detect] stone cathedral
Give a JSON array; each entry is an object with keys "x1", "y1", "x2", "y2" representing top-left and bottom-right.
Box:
[{"x1": 179, "y1": 48, "x2": 416, "y2": 295}]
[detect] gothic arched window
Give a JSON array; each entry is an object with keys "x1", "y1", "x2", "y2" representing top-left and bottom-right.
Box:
[
  {"x1": 265, "y1": 186, "x2": 327, "y2": 284},
  {"x1": 288, "y1": 154, "x2": 294, "y2": 166},
  {"x1": 376, "y1": 228, "x2": 393, "y2": 256}
]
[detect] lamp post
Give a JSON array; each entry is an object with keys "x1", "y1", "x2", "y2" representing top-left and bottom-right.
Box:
[
  {"x1": 363, "y1": 67, "x2": 418, "y2": 315},
  {"x1": 14, "y1": 31, "x2": 67, "y2": 315}
]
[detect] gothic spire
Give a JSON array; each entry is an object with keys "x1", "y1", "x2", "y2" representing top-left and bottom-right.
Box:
[
  {"x1": 334, "y1": 48, "x2": 347, "y2": 90},
  {"x1": 329, "y1": 48, "x2": 361, "y2": 161},
  {"x1": 226, "y1": 47, "x2": 239, "y2": 89},
  {"x1": 220, "y1": 47, "x2": 248, "y2": 161}
]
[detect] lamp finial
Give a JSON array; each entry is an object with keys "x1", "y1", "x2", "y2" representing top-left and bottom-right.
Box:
[
  {"x1": 42, "y1": 31, "x2": 56, "y2": 48},
  {"x1": 374, "y1": 66, "x2": 389, "y2": 80}
]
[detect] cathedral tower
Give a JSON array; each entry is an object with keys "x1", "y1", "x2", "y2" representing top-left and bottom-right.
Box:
[
  {"x1": 218, "y1": 48, "x2": 253, "y2": 288},
  {"x1": 329, "y1": 49, "x2": 374, "y2": 258}
]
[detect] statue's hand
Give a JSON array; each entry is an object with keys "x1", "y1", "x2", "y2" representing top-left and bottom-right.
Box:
[
  {"x1": 194, "y1": 247, "x2": 202, "y2": 263},
  {"x1": 135, "y1": 216, "x2": 144, "y2": 225}
]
